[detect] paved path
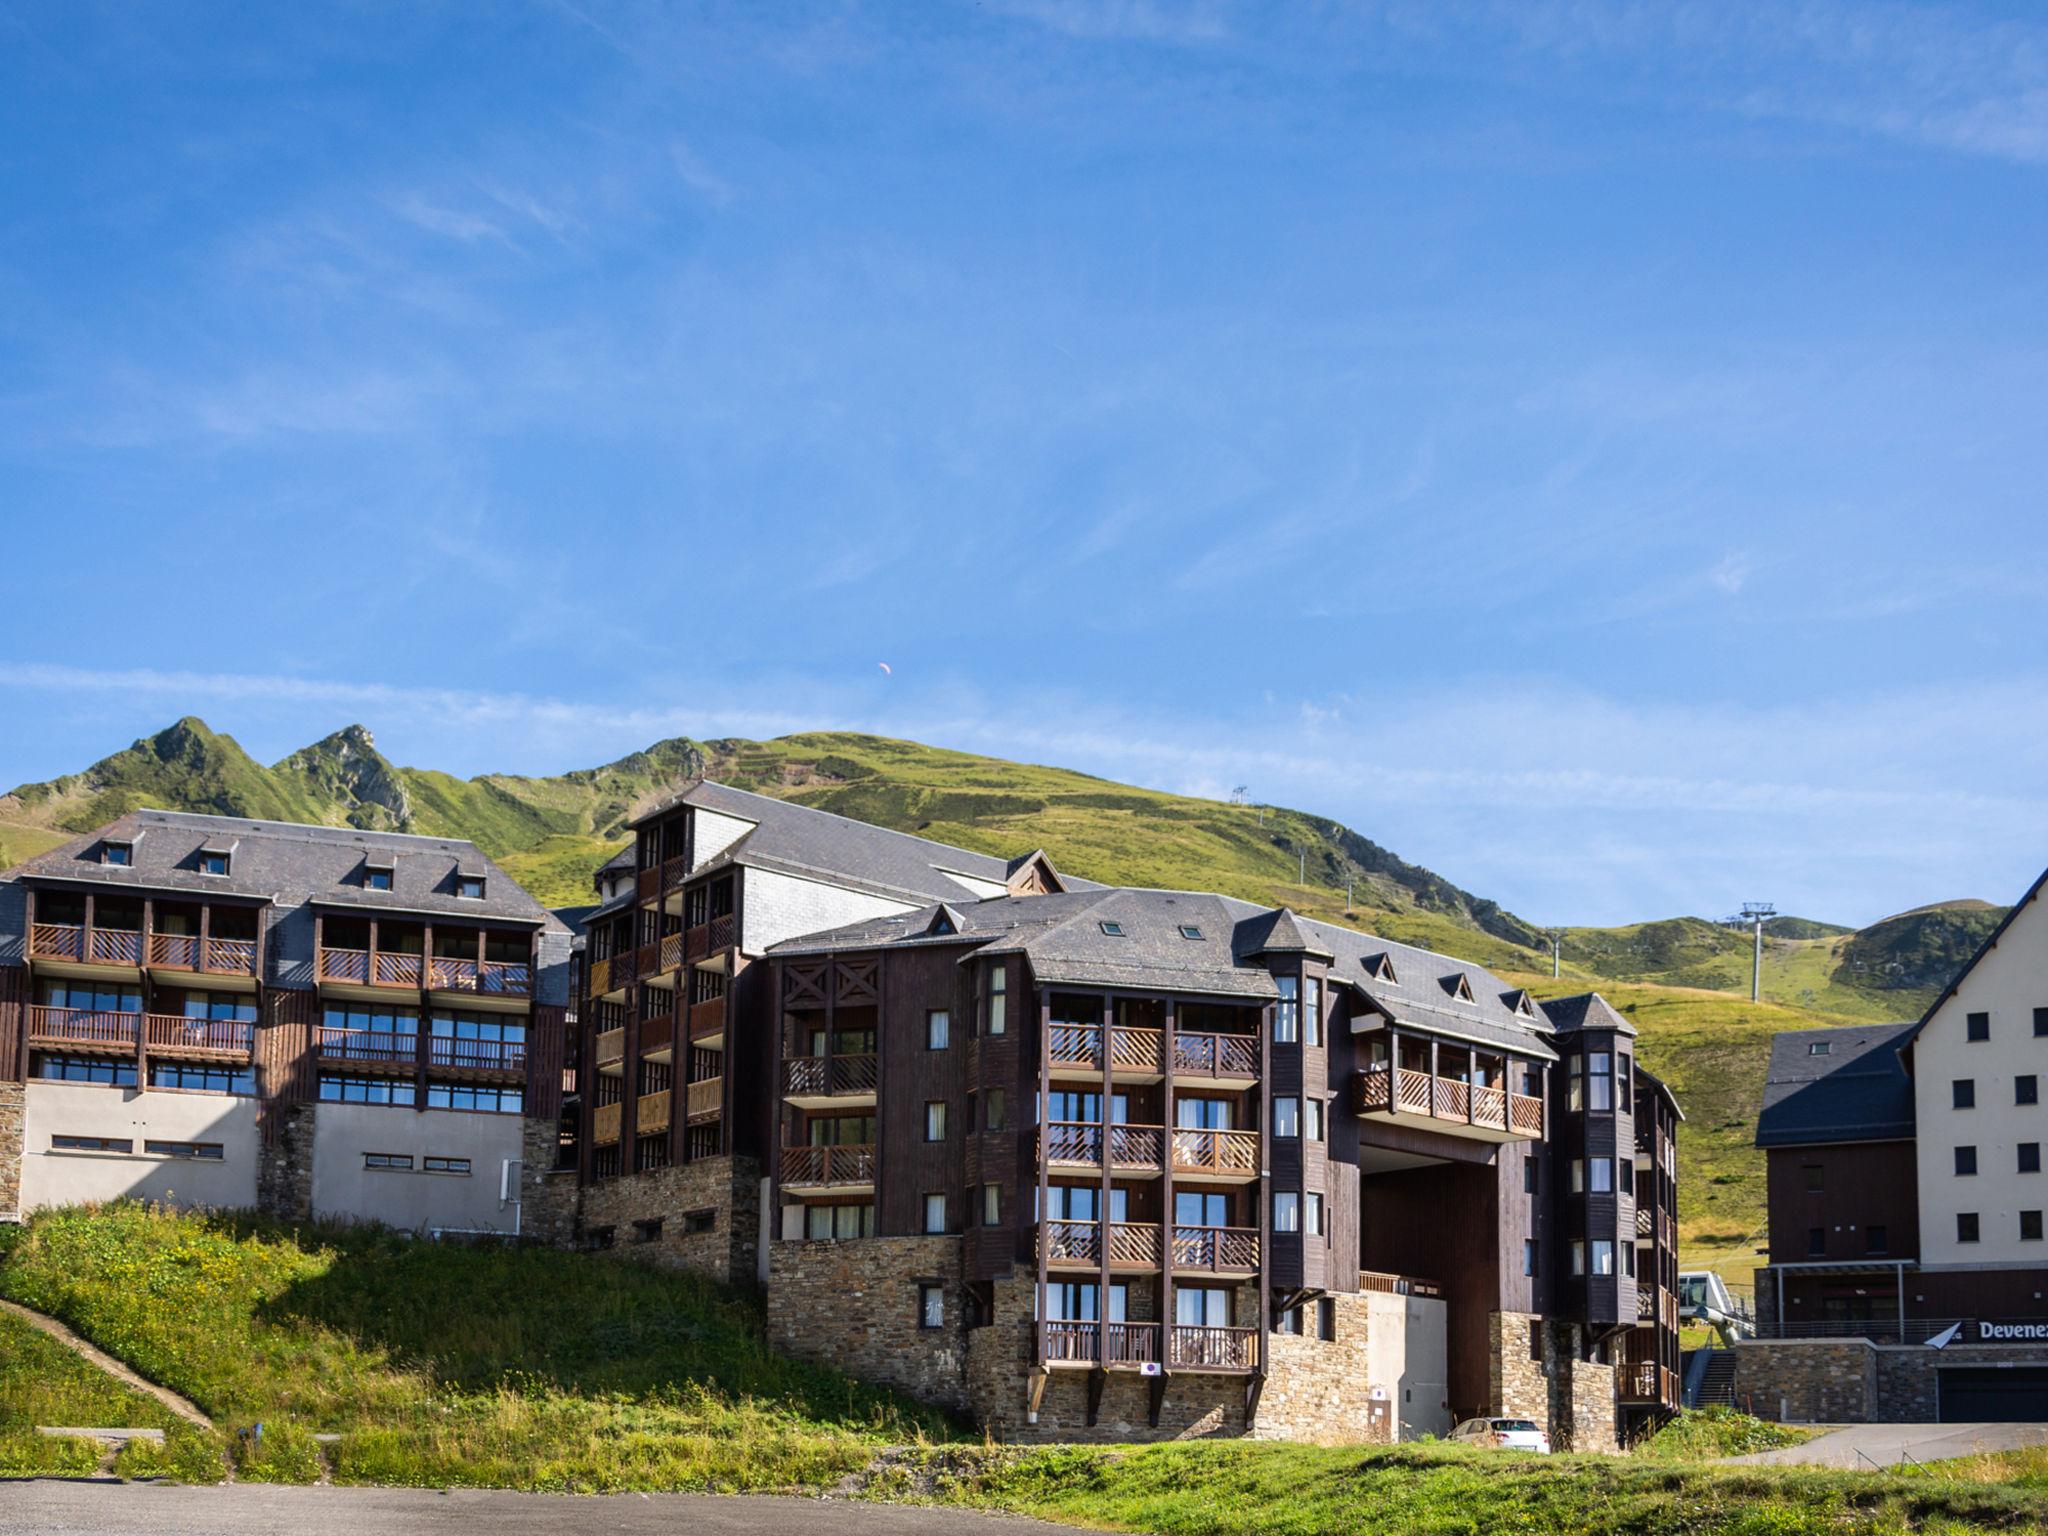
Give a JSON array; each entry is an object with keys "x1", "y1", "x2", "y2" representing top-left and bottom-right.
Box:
[
  {"x1": 0, "y1": 1298, "x2": 212, "y2": 1428},
  {"x1": 1728, "y1": 1421, "x2": 2048, "y2": 1468},
  {"x1": 0, "y1": 1481, "x2": 1073, "y2": 1534}
]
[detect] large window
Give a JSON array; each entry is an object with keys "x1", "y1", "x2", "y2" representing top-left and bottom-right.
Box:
[
  {"x1": 1303, "y1": 981, "x2": 1322, "y2": 1047},
  {"x1": 1273, "y1": 1097, "x2": 1300, "y2": 1138},
  {"x1": 145, "y1": 1140, "x2": 223, "y2": 1160},
  {"x1": 1587, "y1": 1052, "x2": 1613, "y2": 1112},
  {"x1": 38, "y1": 980, "x2": 141, "y2": 1013},
  {"x1": 324, "y1": 1004, "x2": 419, "y2": 1050},
  {"x1": 1589, "y1": 1240, "x2": 1615, "y2": 1276},
  {"x1": 149, "y1": 1061, "x2": 254, "y2": 1095},
  {"x1": 808, "y1": 1115, "x2": 875, "y2": 1146},
  {"x1": 427, "y1": 1081, "x2": 522, "y2": 1113},
  {"x1": 176, "y1": 991, "x2": 257, "y2": 1022},
  {"x1": 1174, "y1": 1286, "x2": 1230, "y2": 1327},
  {"x1": 319, "y1": 1074, "x2": 416, "y2": 1106},
  {"x1": 987, "y1": 965, "x2": 1007, "y2": 1036},
  {"x1": 431, "y1": 1011, "x2": 525, "y2": 1044},
  {"x1": 804, "y1": 1203, "x2": 875, "y2": 1240},
  {"x1": 1274, "y1": 976, "x2": 1299, "y2": 1043},
  {"x1": 37, "y1": 1055, "x2": 137, "y2": 1086},
  {"x1": 1273, "y1": 1192, "x2": 1300, "y2": 1232}
]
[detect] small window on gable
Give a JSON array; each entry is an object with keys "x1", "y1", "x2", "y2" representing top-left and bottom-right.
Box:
[
  {"x1": 1967, "y1": 1011, "x2": 1991, "y2": 1043},
  {"x1": 1099, "y1": 921, "x2": 1125, "y2": 937},
  {"x1": 1178, "y1": 925, "x2": 1203, "y2": 940},
  {"x1": 1509, "y1": 991, "x2": 1535, "y2": 1018},
  {"x1": 456, "y1": 874, "x2": 485, "y2": 900},
  {"x1": 101, "y1": 841, "x2": 133, "y2": 867},
  {"x1": 1446, "y1": 973, "x2": 1475, "y2": 1003},
  {"x1": 198, "y1": 849, "x2": 230, "y2": 876},
  {"x1": 365, "y1": 863, "x2": 394, "y2": 891},
  {"x1": 1365, "y1": 953, "x2": 1399, "y2": 984}
]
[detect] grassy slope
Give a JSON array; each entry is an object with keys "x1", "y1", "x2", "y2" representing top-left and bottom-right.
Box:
[
  {"x1": 0, "y1": 1307, "x2": 222, "y2": 1479},
  {"x1": 0, "y1": 1204, "x2": 949, "y2": 1489}
]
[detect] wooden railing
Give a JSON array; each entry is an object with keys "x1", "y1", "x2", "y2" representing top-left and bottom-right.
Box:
[
  {"x1": 637, "y1": 1088, "x2": 672, "y2": 1135},
  {"x1": 428, "y1": 1036, "x2": 526, "y2": 1071},
  {"x1": 782, "y1": 1053, "x2": 879, "y2": 1096},
  {"x1": 1044, "y1": 1320, "x2": 1096, "y2": 1363},
  {"x1": 1170, "y1": 1127, "x2": 1259, "y2": 1177},
  {"x1": 709, "y1": 913, "x2": 736, "y2": 952},
  {"x1": 1109, "y1": 1222, "x2": 1162, "y2": 1266},
  {"x1": 689, "y1": 994, "x2": 726, "y2": 1038},
  {"x1": 1107, "y1": 1321, "x2": 1159, "y2": 1365},
  {"x1": 780, "y1": 1143, "x2": 877, "y2": 1186},
  {"x1": 26, "y1": 1005, "x2": 139, "y2": 1048},
  {"x1": 1637, "y1": 1288, "x2": 1656, "y2": 1322},
  {"x1": 28, "y1": 923, "x2": 86, "y2": 961},
  {"x1": 314, "y1": 1026, "x2": 417, "y2": 1064},
  {"x1": 1619, "y1": 1360, "x2": 1673, "y2": 1402},
  {"x1": 1510, "y1": 1092, "x2": 1544, "y2": 1136},
  {"x1": 1047, "y1": 1023, "x2": 1167, "y2": 1073},
  {"x1": 1173, "y1": 1031, "x2": 1259, "y2": 1078},
  {"x1": 143, "y1": 1015, "x2": 253, "y2": 1054},
  {"x1": 1357, "y1": 1066, "x2": 1544, "y2": 1139},
  {"x1": 593, "y1": 1027, "x2": 625, "y2": 1069},
  {"x1": 1357, "y1": 1269, "x2": 1445, "y2": 1298},
  {"x1": 593, "y1": 1101, "x2": 621, "y2": 1145},
  {"x1": 146, "y1": 932, "x2": 259, "y2": 976},
  {"x1": 1168, "y1": 1325, "x2": 1255, "y2": 1370},
  {"x1": 425, "y1": 956, "x2": 532, "y2": 997},
  {"x1": 318, "y1": 947, "x2": 428, "y2": 987},
  {"x1": 1636, "y1": 1206, "x2": 1653, "y2": 1238},
  {"x1": 1040, "y1": 1122, "x2": 1166, "y2": 1170},
  {"x1": 686, "y1": 1076, "x2": 722, "y2": 1120},
  {"x1": 657, "y1": 932, "x2": 683, "y2": 974},
  {"x1": 1172, "y1": 1225, "x2": 1261, "y2": 1271},
  {"x1": 1045, "y1": 1220, "x2": 1100, "y2": 1263}
]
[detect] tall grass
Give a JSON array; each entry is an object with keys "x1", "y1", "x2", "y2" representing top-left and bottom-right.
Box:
[{"x1": 0, "y1": 1308, "x2": 223, "y2": 1480}]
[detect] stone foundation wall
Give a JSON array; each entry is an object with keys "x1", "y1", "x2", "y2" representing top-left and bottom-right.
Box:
[
  {"x1": 578, "y1": 1156, "x2": 760, "y2": 1284},
  {"x1": 1876, "y1": 1343, "x2": 2048, "y2": 1421},
  {"x1": 1488, "y1": 1311, "x2": 1546, "y2": 1421},
  {"x1": 255, "y1": 1101, "x2": 315, "y2": 1222},
  {"x1": 519, "y1": 1116, "x2": 578, "y2": 1248},
  {"x1": 1254, "y1": 1292, "x2": 1384, "y2": 1442},
  {"x1": 768, "y1": 1234, "x2": 970, "y2": 1411},
  {"x1": 0, "y1": 1081, "x2": 22, "y2": 1219},
  {"x1": 1541, "y1": 1322, "x2": 1619, "y2": 1451},
  {"x1": 1732, "y1": 1340, "x2": 1877, "y2": 1423}
]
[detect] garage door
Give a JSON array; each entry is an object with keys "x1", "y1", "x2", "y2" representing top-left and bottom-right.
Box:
[{"x1": 1938, "y1": 1367, "x2": 2048, "y2": 1423}]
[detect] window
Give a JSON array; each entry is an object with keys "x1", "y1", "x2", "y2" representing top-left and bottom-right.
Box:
[
  {"x1": 1589, "y1": 1157, "x2": 1614, "y2": 1194},
  {"x1": 1274, "y1": 976, "x2": 1299, "y2": 1043},
  {"x1": 927, "y1": 1010, "x2": 950, "y2": 1050},
  {"x1": 37, "y1": 1056, "x2": 138, "y2": 1086},
  {"x1": 2024, "y1": 1211, "x2": 2045, "y2": 1242},
  {"x1": 1276, "y1": 1306, "x2": 1303, "y2": 1336},
  {"x1": 1178, "y1": 925, "x2": 1203, "y2": 940},
  {"x1": 986, "y1": 1088, "x2": 1006, "y2": 1132},
  {"x1": 804, "y1": 1203, "x2": 876, "y2": 1240},
  {"x1": 364, "y1": 864, "x2": 393, "y2": 891},
  {"x1": 456, "y1": 874, "x2": 486, "y2": 900},
  {"x1": 1967, "y1": 1011, "x2": 1991, "y2": 1042},
  {"x1": 1623, "y1": 1242, "x2": 1636, "y2": 1278},
  {"x1": 197, "y1": 851, "x2": 229, "y2": 876},
  {"x1": 988, "y1": 965, "x2": 1007, "y2": 1035},
  {"x1": 2020, "y1": 1074, "x2": 2040, "y2": 1106},
  {"x1": 924, "y1": 1101, "x2": 947, "y2": 1141},
  {"x1": 1590, "y1": 1240, "x2": 1614, "y2": 1276},
  {"x1": 39, "y1": 980, "x2": 142, "y2": 1014},
  {"x1": 101, "y1": 841, "x2": 132, "y2": 867},
  {"x1": 1274, "y1": 1192, "x2": 1301, "y2": 1232},
  {"x1": 1956, "y1": 1145, "x2": 1979, "y2": 1176},
  {"x1": 1098, "y1": 921, "x2": 1125, "y2": 937},
  {"x1": 682, "y1": 1209, "x2": 715, "y2": 1234},
  {"x1": 1570, "y1": 1159, "x2": 1585, "y2": 1194},
  {"x1": 1317, "y1": 1297, "x2": 1336, "y2": 1341},
  {"x1": 2023, "y1": 1143, "x2": 2042, "y2": 1174},
  {"x1": 427, "y1": 1082, "x2": 522, "y2": 1113},
  {"x1": 1523, "y1": 1238, "x2": 1537, "y2": 1277},
  {"x1": 1524, "y1": 1156, "x2": 1538, "y2": 1195},
  {"x1": 924, "y1": 1193, "x2": 947, "y2": 1234},
  {"x1": 2036, "y1": 1007, "x2": 2048, "y2": 1039},
  {"x1": 1808, "y1": 1226, "x2": 1826, "y2": 1256},
  {"x1": 364, "y1": 1153, "x2": 414, "y2": 1171},
  {"x1": 1958, "y1": 1212, "x2": 1980, "y2": 1244},
  {"x1": 919, "y1": 1284, "x2": 945, "y2": 1329},
  {"x1": 1804, "y1": 1163, "x2": 1824, "y2": 1193},
  {"x1": 1175, "y1": 1286, "x2": 1230, "y2": 1327},
  {"x1": 1588, "y1": 1052, "x2": 1613, "y2": 1111},
  {"x1": 423, "y1": 1156, "x2": 471, "y2": 1175},
  {"x1": 1305, "y1": 1098, "x2": 1325, "y2": 1142},
  {"x1": 1619, "y1": 1159, "x2": 1635, "y2": 1195},
  {"x1": 632, "y1": 1218, "x2": 663, "y2": 1244},
  {"x1": 1568, "y1": 1056, "x2": 1584, "y2": 1112},
  {"x1": 1274, "y1": 1097, "x2": 1300, "y2": 1138},
  {"x1": 1954, "y1": 1079, "x2": 1976, "y2": 1110},
  {"x1": 1617, "y1": 1056, "x2": 1632, "y2": 1111},
  {"x1": 1305, "y1": 1192, "x2": 1324, "y2": 1237},
  {"x1": 1867, "y1": 1225, "x2": 1888, "y2": 1254},
  {"x1": 149, "y1": 1061, "x2": 255, "y2": 1095},
  {"x1": 145, "y1": 1140, "x2": 223, "y2": 1160},
  {"x1": 983, "y1": 1183, "x2": 1001, "y2": 1227},
  {"x1": 1570, "y1": 1241, "x2": 1586, "y2": 1276},
  {"x1": 319, "y1": 1074, "x2": 416, "y2": 1106},
  {"x1": 1304, "y1": 981, "x2": 1322, "y2": 1047},
  {"x1": 1808, "y1": 1040, "x2": 1832, "y2": 1056},
  {"x1": 51, "y1": 1134, "x2": 130, "y2": 1153}
]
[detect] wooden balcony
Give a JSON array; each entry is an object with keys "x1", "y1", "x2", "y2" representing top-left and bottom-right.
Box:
[
  {"x1": 588, "y1": 947, "x2": 639, "y2": 1000},
  {"x1": 1353, "y1": 1066, "x2": 1542, "y2": 1143},
  {"x1": 655, "y1": 931, "x2": 684, "y2": 976},
  {"x1": 426, "y1": 1036, "x2": 526, "y2": 1073},
  {"x1": 30, "y1": 924, "x2": 258, "y2": 978},
  {"x1": 1169, "y1": 1127, "x2": 1260, "y2": 1182},
  {"x1": 782, "y1": 1053, "x2": 879, "y2": 1107},
  {"x1": 26, "y1": 1005, "x2": 139, "y2": 1051},
  {"x1": 318, "y1": 947, "x2": 424, "y2": 989},
  {"x1": 637, "y1": 1088, "x2": 671, "y2": 1136},
  {"x1": 314, "y1": 1026, "x2": 417, "y2": 1067},
  {"x1": 780, "y1": 1143, "x2": 876, "y2": 1192},
  {"x1": 593, "y1": 1101, "x2": 622, "y2": 1146},
  {"x1": 1168, "y1": 1324, "x2": 1257, "y2": 1372},
  {"x1": 1040, "y1": 1121, "x2": 1166, "y2": 1174},
  {"x1": 1047, "y1": 1023, "x2": 1164, "y2": 1078},
  {"x1": 142, "y1": 1014, "x2": 254, "y2": 1057},
  {"x1": 688, "y1": 994, "x2": 726, "y2": 1041},
  {"x1": 1043, "y1": 1319, "x2": 1165, "y2": 1368},
  {"x1": 593, "y1": 1027, "x2": 626, "y2": 1071},
  {"x1": 1172, "y1": 1031, "x2": 1259, "y2": 1082},
  {"x1": 686, "y1": 1076, "x2": 723, "y2": 1121},
  {"x1": 425, "y1": 956, "x2": 531, "y2": 998},
  {"x1": 1171, "y1": 1224, "x2": 1260, "y2": 1273},
  {"x1": 1618, "y1": 1360, "x2": 1678, "y2": 1406}
]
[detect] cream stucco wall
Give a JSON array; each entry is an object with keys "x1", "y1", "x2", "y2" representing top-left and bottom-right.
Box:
[
  {"x1": 692, "y1": 809, "x2": 755, "y2": 871},
  {"x1": 309, "y1": 1103, "x2": 523, "y2": 1233},
  {"x1": 741, "y1": 867, "x2": 917, "y2": 956},
  {"x1": 1914, "y1": 886, "x2": 2048, "y2": 1266},
  {"x1": 21, "y1": 1082, "x2": 259, "y2": 1211},
  {"x1": 1363, "y1": 1291, "x2": 1450, "y2": 1439}
]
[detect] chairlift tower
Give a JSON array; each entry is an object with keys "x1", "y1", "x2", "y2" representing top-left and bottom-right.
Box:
[
  {"x1": 1543, "y1": 928, "x2": 1566, "y2": 980},
  {"x1": 1738, "y1": 902, "x2": 1777, "y2": 1002}
]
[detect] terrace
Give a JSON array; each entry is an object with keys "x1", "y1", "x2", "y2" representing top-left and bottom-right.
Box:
[
  {"x1": 1042, "y1": 1321, "x2": 1257, "y2": 1372},
  {"x1": 317, "y1": 918, "x2": 532, "y2": 1000},
  {"x1": 1353, "y1": 1035, "x2": 1543, "y2": 1142},
  {"x1": 27, "y1": 895, "x2": 259, "y2": 981}
]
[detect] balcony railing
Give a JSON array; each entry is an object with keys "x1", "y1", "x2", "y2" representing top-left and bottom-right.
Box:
[
  {"x1": 1172, "y1": 1225, "x2": 1261, "y2": 1271},
  {"x1": 1173, "y1": 1031, "x2": 1260, "y2": 1079},
  {"x1": 1041, "y1": 1321, "x2": 1166, "y2": 1368},
  {"x1": 1356, "y1": 1066, "x2": 1543, "y2": 1139},
  {"x1": 1047, "y1": 1023, "x2": 1165, "y2": 1074},
  {"x1": 686, "y1": 1076, "x2": 722, "y2": 1120},
  {"x1": 31, "y1": 923, "x2": 261, "y2": 974},
  {"x1": 1637, "y1": 1288, "x2": 1656, "y2": 1322},
  {"x1": 143, "y1": 1015, "x2": 254, "y2": 1055},
  {"x1": 593, "y1": 1101, "x2": 621, "y2": 1145},
  {"x1": 781, "y1": 1143, "x2": 877, "y2": 1187},
  {"x1": 593, "y1": 1027, "x2": 625, "y2": 1069},
  {"x1": 427, "y1": 1036, "x2": 526, "y2": 1072},
  {"x1": 1170, "y1": 1127, "x2": 1259, "y2": 1178},
  {"x1": 689, "y1": 994, "x2": 726, "y2": 1039},
  {"x1": 427, "y1": 956, "x2": 532, "y2": 997},
  {"x1": 1046, "y1": 1219, "x2": 1100, "y2": 1264},
  {"x1": 146, "y1": 933, "x2": 260, "y2": 976},
  {"x1": 26, "y1": 1005, "x2": 139, "y2": 1048},
  {"x1": 318, "y1": 947, "x2": 424, "y2": 988},
  {"x1": 782, "y1": 1053, "x2": 879, "y2": 1097},
  {"x1": 314, "y1": 1026, "x2": 417, "y2": 1065},
  {"x1": 638, "y1": 1088, "x2": 671, "y2": 1135},
  {"x1": 1619, "y1": 1360, "x2": 1663, "y2": 1402},
  {"x1": 657, "y1": 932, "x2": 683, "y2": 974},
  {"x1": 709, "y1": 913, "x2": 736, "y2": 952},
  {"x1": 1168, "y1": 1325, "x2": 1256, "y2": 1371},
  {"x1": 1040, "y1": 1122, "x2": 1166, "y2": 1171}
]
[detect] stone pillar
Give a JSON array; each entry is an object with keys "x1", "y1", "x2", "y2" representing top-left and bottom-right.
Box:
[
  {"x1": 1488, "y1": 1310, "x2": 1547, "y2": 1420},
  {"x1": 0, "y1": 1080, "x2": 23, "y2": 1219},
  {"x1": 255, "y1": 1101, "x2": 316, "y2": 1221},
  {"x1": 520, "y1": 1114, "x2": 578, "y2": 1247}
]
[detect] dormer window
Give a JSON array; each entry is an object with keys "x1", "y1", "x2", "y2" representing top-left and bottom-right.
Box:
[
  {"x1": 364, "y1": 864, "x2": 394, "y2": 892},
  {"x1": 101, "y1": 841, "x2": 133, "y2": 867},
  {"x1": 1178, "y1": 925, "x2": 1203, "y2": 940},
  {"x1": 1099, "y1": 921, "x2": 1125, "y2": 937},
  {"x1": 456, "y1": 874, "x2": 486, "y2": 901},
  {"x1": 198, "y1": 849, "x2": 230, "y2": 877},
  {"x1": 1808, "y1": 1040, "x2": 1831, "y2": 1056},
  {"x1": 1365, "y1": 953, "x2": 1399, "y2": 984},
  {"x1": 1445, "y1": 973, "x2": 1476, "y2": 1003}
]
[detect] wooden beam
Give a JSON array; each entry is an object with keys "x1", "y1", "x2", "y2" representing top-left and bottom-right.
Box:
[{"x1": 1035, "y1": 991, "x2": 1052, "y2": 1378}]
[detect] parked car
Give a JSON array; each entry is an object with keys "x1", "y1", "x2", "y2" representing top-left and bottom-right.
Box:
[{"x1": 1450, "y1": 1416, "x2": 1551, "y2": 1453}]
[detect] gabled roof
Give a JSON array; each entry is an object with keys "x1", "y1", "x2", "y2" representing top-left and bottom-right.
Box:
[
  {"x1": 1903, "y1": 865, "x2": 2048, "y2": 1046},
  {"x1": 1005, "y1": 850, "x2": 1067, "y2": 895},
  {"x1": 1540, "y1": 992, "x2": 1637, "y2": 1038},
  {"x1": 1755, "y1": 1022, "x2": 1917, "y2": 1148},
  {"x1": 1238, "y1": 906, "x2": 1335, "y2": 962}
]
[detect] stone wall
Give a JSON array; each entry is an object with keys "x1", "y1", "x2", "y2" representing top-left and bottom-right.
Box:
[
  {"x1": 255, "y1": 1101, "x2": 315, "y2": 1222},
  {"x1": 0, "y1": 1080, "x2": 22, "y2": 1219},
  {"x1": 1732, "y1": 1340, "x2": 1877, "y2": 1423},
  {"x1": 1877, "y1": 1343, "x2": 2048, "y2": 1421},
  {"x1": 1488, "y1": 1311, "x2": 1547, "y2": 1422},
  {"x1": 1255, "y1": 1292, "x2": 1385, "y2": 1442},
  {"x1": 519, "y1": 1116, "x2": 578, "y2": 1248},
  {"x1": 1540, "y1": 1322, "x2": 1618, "y2": 1451},
  {"x1": 768, "y1": 1234, "x2": 970, "y2": 1412},
  {"x1": 579, "y1": 1155, "x2": 760, "y2": 1285}
]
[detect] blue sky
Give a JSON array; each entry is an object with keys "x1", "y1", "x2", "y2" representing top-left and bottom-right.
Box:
[{"x1": 2, "y1": 1, "x2": 2045, "y2": 928}]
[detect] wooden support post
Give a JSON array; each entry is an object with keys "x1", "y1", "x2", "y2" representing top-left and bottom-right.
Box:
[
  {"x1": 1098, "y1": 991, "x2": 1114, "y2": 1372},
  {"x1": 415, "y1": 924, "x2": 432, "y2": 1111},
  {"x1": 1035, "y1": 991, "x2": 1052, "y2": 1385},
  {"x1": 1467, "y1": 1045, "x2": 1477, "y2": 1125},
  {"x1": 1161, "y1": 996, "x2": 1178, "y2": 1375},
  {"x1": 1254, "y1": 997, "x2": 1272, "y2": 1416}
]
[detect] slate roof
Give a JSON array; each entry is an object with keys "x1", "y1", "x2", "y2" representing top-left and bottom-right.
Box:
[
  {"x1": 1755, "y1": 1022, "x2": 1917, "y2": 1148},
  {"x1": 1540, "y1": 992, "x2": 1638, "y2": 1038},
  {"x1": 4, "y1": 809, "x2": 564, "y2": 930}
]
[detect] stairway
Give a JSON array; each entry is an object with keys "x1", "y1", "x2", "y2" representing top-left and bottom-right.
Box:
[{"x1": 1686, "y1": 1349, "x2": 1736, "y2": 1409}]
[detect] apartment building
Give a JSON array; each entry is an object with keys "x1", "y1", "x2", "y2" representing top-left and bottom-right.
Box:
[
  {"x1": 0, "y1": 810, "x2": 572, "y2": 1234},
  {"x1": 1746, "y1": 868, "x2": 2048, "y2": 1423}
]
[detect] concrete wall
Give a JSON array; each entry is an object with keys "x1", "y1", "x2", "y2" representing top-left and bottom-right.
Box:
[
  {"x1": 309, "y1": 1103, "x2": 522, "y2": 1233},
  {"x1": 742, "y1": 868, "x2": 915, "y2": 957},
  {"x1": 1915, "y1": 885, "x2": 2048, "y2": 1265},
  {"x1": 21, "y1": 1083, "x2": 259, "y2": 1211},
  {"x1": 1257, "y1": 1290, "x2": 1431, "y2": 1443}
]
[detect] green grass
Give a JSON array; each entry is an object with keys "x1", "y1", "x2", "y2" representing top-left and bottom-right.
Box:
[
  {"x1": 0, "y1": 1308, "x2": 224, "y2": 1480},
  {"x1": 0, "y1": 1203, "x2": 952, "y2": 1491},
  {"x1": 1635, "y1": 1407, "x2": 1822, "y2": 1462}
]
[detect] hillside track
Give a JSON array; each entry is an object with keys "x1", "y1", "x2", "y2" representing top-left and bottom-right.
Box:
[{"x1": 0, "y1": 1298, "x2": 212, "y2": 1428}]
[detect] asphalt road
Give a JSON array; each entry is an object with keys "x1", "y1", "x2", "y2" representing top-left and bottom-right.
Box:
[
  {"x1": 1727, "y1": 1420, "x2": 2048, "y2": 1468},
  {"x1": 0, "y1": 1481, "x2": 1074, "y2": 1535}
]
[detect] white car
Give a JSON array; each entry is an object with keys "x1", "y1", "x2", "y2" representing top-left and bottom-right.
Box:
[{"x1": 1451, "y1": 1416, "x2": 1551, "y2": 1453}]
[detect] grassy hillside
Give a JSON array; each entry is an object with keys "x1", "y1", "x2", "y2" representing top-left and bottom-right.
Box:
[
  {"x1": 0, "y1": 1203, "x2": 946, "y2": 1489},
  {"x1": 0, "y1": 1308, "x2": 221, "y2": 1480}
]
